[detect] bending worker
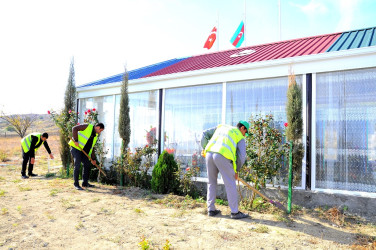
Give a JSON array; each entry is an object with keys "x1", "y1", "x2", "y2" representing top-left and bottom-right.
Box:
[
  {"x1": 201, "y1": 120, "x2": 250, "y2": 219},
  {"x1": 68, "y1": 123, "x2": 104, "y2": 190},
  {"x1": 21, "y1": 132, "x2": 54, "y2": 179}
]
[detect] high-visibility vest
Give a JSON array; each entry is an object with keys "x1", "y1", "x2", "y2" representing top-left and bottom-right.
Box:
[
  {"x1": 204, "y1": 124, "x2": 244, "y2": 173},
  {"x1": 68, "y1": 124, "x2": 98, "y2": 156},
  {"x1": 21, "y1": 133, "x2": 43, "y2": 153}
]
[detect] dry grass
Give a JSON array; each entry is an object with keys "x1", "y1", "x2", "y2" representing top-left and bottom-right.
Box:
[
  {"x1": 0, "y1": 134, "x2": 61, "y2": 166},
  {"x1": 351, "y1": 234, "x2": 376, "y2": 249}
]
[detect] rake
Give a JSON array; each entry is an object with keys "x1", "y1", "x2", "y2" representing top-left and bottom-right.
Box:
[
  {"x1": 237, "y1": 177, "x2": 287, "y2": 212},
  {"x1": 71, "y1": 138, "x2": 107, "y2": 177}
]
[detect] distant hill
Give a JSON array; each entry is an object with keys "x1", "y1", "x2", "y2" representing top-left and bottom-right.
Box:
[{"x1": 0, "y1": 114, "x2": 59, "y2": 137}]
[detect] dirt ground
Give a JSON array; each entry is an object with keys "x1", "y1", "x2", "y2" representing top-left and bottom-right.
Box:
[{"x1": 0, "y1": 136, "x2": 376, "y2": 249}]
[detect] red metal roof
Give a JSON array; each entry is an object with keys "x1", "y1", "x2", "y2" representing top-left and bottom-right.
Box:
[{"x1": 143, "y1": 32, "x2": 341, "y2": 78}]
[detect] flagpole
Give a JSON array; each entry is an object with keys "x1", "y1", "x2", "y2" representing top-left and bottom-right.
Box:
[
  {"x1": 244, "y1": 0, "x2": 246, "y2": 47},
  {"x1": 217, "y1": 10, "x2": 219, "y2": 51}
]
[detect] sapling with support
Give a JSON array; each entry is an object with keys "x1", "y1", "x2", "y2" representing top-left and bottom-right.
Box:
[{"x1": 237, "y1": 177, "x2": 287, "y2": 213}]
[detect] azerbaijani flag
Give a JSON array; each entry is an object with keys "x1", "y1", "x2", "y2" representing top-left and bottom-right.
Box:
[{"x1": 230, "y1": 21, "x2": 244, "y2": 48}]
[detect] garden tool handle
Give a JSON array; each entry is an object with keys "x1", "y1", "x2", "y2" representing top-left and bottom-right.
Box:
[
  {"x1": 71, "y1": 138, "x2": 107, "y2": 177},
  {"x1": 237, "y1": 177, "x2": 270, "y2": 201}
]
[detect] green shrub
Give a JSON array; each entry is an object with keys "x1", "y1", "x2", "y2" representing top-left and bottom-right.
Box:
[{"x1": 151, "y1": 151, "x2": 179, "y2": 194}]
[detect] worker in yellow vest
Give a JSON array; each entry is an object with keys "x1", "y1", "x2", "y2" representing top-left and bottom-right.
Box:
[
  {"x1": 68, "y1": 123, "x2": 104, "y2": 190},
  {"x1": 20, "y1": 132, "x2": 54, "y2": 179},
  {"x1": 201, "y1": 121, "x2": 250, "y2": 219}
]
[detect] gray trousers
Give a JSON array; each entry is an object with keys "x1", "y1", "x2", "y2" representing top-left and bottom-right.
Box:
[{"x1": 206, "y1": 152, "x2": 238, "y2": 213}]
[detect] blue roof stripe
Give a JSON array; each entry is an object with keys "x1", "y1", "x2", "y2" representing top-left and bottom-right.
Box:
[
  {"x1": 327, "y1": 27, "x2": 376, "y2": 52},
  {"x1": 78, "y1": 57, "x2": 189, "y2": 88}
]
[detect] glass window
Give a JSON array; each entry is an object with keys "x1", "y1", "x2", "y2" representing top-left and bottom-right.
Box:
[
  {"x1": 226, "y1": 76, "x2": 302, "y2": 186},
  {"x1": 316, "y1": 68, "x2": 376, "y2": 193},
  {"x1": 226, "y1": 77, "x2": 298, "y2": 125},
  {"x1": 79, "y1": 96, "x2": 114, "y2": 160},
  {"x1": 164, "y1": 84, "x2": 222, "y2": 177},
  {"x1": 114, "y1": 91, "x2": 159, "y2": 157}
]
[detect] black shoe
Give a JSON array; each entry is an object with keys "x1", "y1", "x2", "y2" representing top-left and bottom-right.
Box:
[
  {"x1": 21, "y1": 175, "x2": 29, "y2": 179},
  {"x1": 230, "y1": 211, "x2": 250, "y2": 219},
  {"x1": 74, "y1": 185, "x2": 84, "y2": 190},
  {"x1": 208, "y1": 210, "x2": 221, "y2": 217},
  {"x1": 82, "y1": 183, "x2": 95, "y2": 188},
  {"x1": 28, "y1": 173, "x2": 38, "y2": 177}
]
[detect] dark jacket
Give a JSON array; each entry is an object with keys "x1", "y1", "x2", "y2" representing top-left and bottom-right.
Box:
[
  {"x1": 72, "y1": 124, "x2": 97, "y2": 157},
  {"x1": 28, "y1": 135, "x2": 51, "y2": 158}
]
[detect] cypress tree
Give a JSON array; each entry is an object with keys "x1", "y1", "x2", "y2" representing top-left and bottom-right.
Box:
[
  {"x1": 118, "y1": 66, "x2": 131, "y2": 154},
  {"x1": 286, "y1": 70, "x2": 304, "y2": 184},
  {"x1": 61, "y1": 58, "x2": 77, "y2": 169},
  {"x1": 286, "y1": 73, "x2": 302, "y2": 141}
]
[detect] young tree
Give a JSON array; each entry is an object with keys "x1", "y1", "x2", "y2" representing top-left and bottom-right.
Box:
[
  {"x1": 64, "y1": 58, "x2": 77, "y2": 114},
  {"x1": 0, "y1": 113, "x2": 37, "y2": 138},
  {"x1": 286, "y1": 69, "x2": 304, "y2": 184},
  {"x1": 118, "y1": 66, "x2": 131, "y2": 153},
  {"x1": 61, "y1": 58, "x2": 77, "y2": 169}
]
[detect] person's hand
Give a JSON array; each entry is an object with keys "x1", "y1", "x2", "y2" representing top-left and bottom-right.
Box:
[
  {"x1": 91, "y1": 159, "x2": 96, "y2": 165},
  {"x1": 234, "y1": 173, "x2": 238, "y2": 180},
  {"x1": 50, "y1": 153, "x2": 54, "y2": 159},
  {"x1": 74, "y1": 141, "x2": 79, "y2": 147},
  {"x1": 31, "y1": 158, "x2": 35, "y2": 164},
  {"x1": 201, "y1": 151, "x2": 206, "y2": 157}
]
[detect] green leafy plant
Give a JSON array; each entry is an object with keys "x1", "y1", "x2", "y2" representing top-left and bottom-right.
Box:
[
  {"x1": 115, "y1": 143, "x2": 157, "y2": 188},
  {"x1": 243, "y1": 114, "x2": 289, "y2": 188},
  {"x1": 151, "y1": 150, "x2": 180, "y2": 194},
  {"x1": 75, "y1": 221, "x2": 84, "y2": 230},
  {"x1": 1, "y1": 208, "x2": 8, "y2": 215},
  {"x1": 162, "y1": 239, "x2": 172, "y2": 250},
  {"x1": 139, "y1": 235, "x2": 150, "y2": 250},
  {"x1": 178, "y1": 165, "x2": 200, "y2": 198},
  {"x1": 16, "y1": 206, "x2": 22, "y2": 214},
  {"x1": 215, "y1": 198, "x2": 228, "y2": 206},
  {"x1": 241, "y1": 114, "x2": 289, "y2": 206}
]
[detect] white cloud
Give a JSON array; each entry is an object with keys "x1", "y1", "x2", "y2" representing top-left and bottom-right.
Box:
[
  {"x1": 290, "y1": 0, "x2": 328, "y2": 15},
  {"x1": 335, "y1": 0, "x2": 362, "y2": 31}
]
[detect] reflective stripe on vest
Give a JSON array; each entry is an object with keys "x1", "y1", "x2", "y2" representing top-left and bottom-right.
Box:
[
  {"x1": 204, "y1": 124, "x2": 244, "y2": 173},
  {"x1": 68, "y1": 124, "x2": 98, "y2": 156},
  {"x1": 21, "y1": 133, "x2": 43, "y2": 153}
]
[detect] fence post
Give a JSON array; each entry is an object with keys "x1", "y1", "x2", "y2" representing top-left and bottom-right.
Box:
[{"x1": 287, "y1": 141, "x2": 293, "y2": 214}]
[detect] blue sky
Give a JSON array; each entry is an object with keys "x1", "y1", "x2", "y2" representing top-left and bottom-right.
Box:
[{"x1": 0, "y1": 0, "x2": 375, "y2": 114}]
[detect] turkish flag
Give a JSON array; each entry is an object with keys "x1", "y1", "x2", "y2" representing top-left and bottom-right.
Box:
[{"x1": 203, "y1": 26, "x2": 217, "y2": 49}]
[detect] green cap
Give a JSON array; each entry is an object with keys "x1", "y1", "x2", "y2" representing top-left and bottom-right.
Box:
[{"x1": 239, "y1": 120, "x2": 250, "y2": 136}]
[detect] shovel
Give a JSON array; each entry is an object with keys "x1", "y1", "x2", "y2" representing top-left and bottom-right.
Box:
[
  {"x1": 237, "y1": 177, "x2": 287, "y2": 212},
  {"x1": 71, "y1": 139, "x2": 107, "y2": 177}
]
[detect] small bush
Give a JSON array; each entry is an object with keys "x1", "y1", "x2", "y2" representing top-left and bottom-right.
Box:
[
  {"x1": 151, "y1": 151, "x2": 179, "y2": 194},
  {"x1": 178, "y1": 166, "x2": 200, "y2": 198},
  {"x1": 0, "y1": 149, "x2": 8, "y2": 162}
]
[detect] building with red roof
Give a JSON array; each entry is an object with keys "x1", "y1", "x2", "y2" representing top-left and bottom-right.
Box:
[{"x1": 77, "y1": 26, "x2": 376, "y2": 199}]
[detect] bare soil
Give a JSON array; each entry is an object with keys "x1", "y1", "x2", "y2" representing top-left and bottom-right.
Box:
[{"x1": 0, "y1": 137, "x2": 375, "y2": 249}]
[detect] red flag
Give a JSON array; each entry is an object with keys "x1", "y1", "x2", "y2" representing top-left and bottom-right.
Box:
[{"x1": 203, "y1": 27, "x2": 217, "y2": 49}]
